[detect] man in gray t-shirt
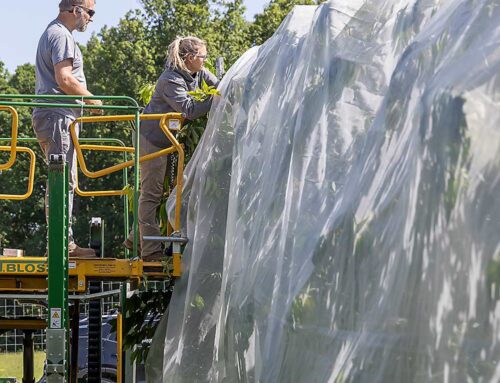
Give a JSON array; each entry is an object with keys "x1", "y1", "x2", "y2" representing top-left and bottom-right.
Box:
[{"x1": 32, "y1": 0, "x2": 101, "y2": 258}]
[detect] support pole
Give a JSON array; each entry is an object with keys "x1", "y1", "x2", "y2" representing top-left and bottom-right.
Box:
[
  {"x1": 87, "y1": 282, "x2": 103, "y2": 383},
  {"x1": 133, "y1": 109, "x2": 140, "y2": 258},
  {"x1": 122, "y1": 110, "x2": 141, "y2": 383},
  {"x1": 22, "y1": 330, "x2": 35, "y2": 383},
  {"x1": 47, "y1": 154, "x2": 69, "y2": 383},
  {"x1": 117, "y1": 313, "x2": 123, "y2": 383},
  {"x1": 70, "y1": 301, "x2": 80, "y2": 383}
]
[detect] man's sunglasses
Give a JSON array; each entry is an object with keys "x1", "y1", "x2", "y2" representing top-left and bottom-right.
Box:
[{"x1": 70, "y1": 4, "x2": 95, "y2": 18}]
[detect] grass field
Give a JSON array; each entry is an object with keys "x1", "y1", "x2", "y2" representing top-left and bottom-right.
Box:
[{"x1": 0, "y1": 351, "x2": 45, "y2": 381}]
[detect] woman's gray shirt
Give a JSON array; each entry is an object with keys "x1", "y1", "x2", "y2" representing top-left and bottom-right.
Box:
[{"x1": 141, "y1": 67, "x2": 219, "y2": 148}]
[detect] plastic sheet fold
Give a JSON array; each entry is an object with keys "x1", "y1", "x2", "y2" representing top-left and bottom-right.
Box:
[{"x1": 148, "y1": 0, "x2": 500, "y2": 381}]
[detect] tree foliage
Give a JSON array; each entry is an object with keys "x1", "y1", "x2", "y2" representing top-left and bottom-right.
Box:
[
  {"x1": 8, "y1": 63, "x2": 35, "y2": 95},
  {"x1": 83, "y1": 11, "x2": 158, "y2": 98}
]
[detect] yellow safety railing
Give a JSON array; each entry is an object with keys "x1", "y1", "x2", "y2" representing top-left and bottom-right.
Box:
[
  {"x1": 0, "y1": 106, "x2": 19, "y2": 171},
  {"x1": 75, "y1": 144, "x2": 135, "y2": 197},
  {"x1": 70, "y1": 113, "x2": 186, "y2": 275},
  {"x1": 70, "y1": 113, "x2": 183, "y2": 180},
  {"x1": 0, "y1": 145, "x2": 36, "y2": 200}
]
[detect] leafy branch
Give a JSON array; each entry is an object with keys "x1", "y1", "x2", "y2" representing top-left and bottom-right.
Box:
[
  {"x1": 138, "y1": 82, "x2": 156, "y2": 105},
  {"x1": 188, "y1": 78, "x2": 221, "y2": 102},
  {"x1": 109, "y1": 284, "x2": 173, "y2": 364}
]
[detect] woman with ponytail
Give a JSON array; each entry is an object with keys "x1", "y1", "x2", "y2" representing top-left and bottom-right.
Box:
[{"x1": 124, "y1": 36, "x2": 219, "y2": 260}]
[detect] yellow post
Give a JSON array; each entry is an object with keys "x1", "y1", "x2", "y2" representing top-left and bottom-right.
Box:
[
  {"x1": 0, "y1": 146, "x2": 36, "y2": 200},
  {"x1": 159, "y1": 115, "x2": 185, "y2": 277},
  {"x1": 0, "y1": 105, "x2": 19, "y2": 171}
]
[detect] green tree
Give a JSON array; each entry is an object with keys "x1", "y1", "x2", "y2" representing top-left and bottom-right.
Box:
[
  {"x1": 0, "y1": 62, "x2": 46, "y2": 255},
  {"x1": 210, "y1": 0, "x2": 250, "y2": 66},
  {"x1": 83, "y1": 11, "x2": 158, "y2": 98},
  {"x1": 9, "y1": 63, "x2": 35, "y2": 95},
  {"x1": 0, "y1": 62, "x2": 15, "y2": 94},
  {"x1": 7, "y1": 63, "x2": 35, "y2": 141},
  {"x1": 140, "y1": 0, "x2": 213, "y2": 67}
]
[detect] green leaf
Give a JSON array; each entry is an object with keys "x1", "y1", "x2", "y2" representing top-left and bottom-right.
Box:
[
  {"x1": 138, "y1": 83, "x2": 156, "y2": 105},
  {"x1": 122, "y1": 184, "x2": 135, "y2": 211},
  {"x1": 187, "y1": 82, "x2": 221, "y2": 102}
]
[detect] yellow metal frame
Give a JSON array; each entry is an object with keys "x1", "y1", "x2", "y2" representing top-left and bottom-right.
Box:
[
  {"x1": 0, "y1": 106, "x2": 19, "y2": 171},
  {"x1": 0, "y1": 145, "x2": 36, "y2": 200},
  {"x1": 75, "y1": 144, "x2": 135, "y2": 197},
  {"x1": 70, "y1": 113, "x2": 183, "y2": 179},
  {"x1": 0, "y1": 256, "x2": 169, "y2": 292},
  {"x1": 70, "y1": 257, "x2": 142, "y2": 292}
]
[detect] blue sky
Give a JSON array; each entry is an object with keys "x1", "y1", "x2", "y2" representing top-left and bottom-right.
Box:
[{"x1": 0, "y1": 0, "x2": 269, "y2": 73}]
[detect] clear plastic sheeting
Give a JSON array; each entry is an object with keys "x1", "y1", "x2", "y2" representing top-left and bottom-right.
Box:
[{"x1": 148, "y1": 0, "x2": 500, "y2": 381}]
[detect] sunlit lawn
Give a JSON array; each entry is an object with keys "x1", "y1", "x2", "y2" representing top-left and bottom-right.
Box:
[{"x1": 0, "y1": 352, "x2": 45, "y2": 381}]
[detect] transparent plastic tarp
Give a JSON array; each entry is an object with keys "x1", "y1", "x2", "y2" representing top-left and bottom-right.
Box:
[{"x1": 148, "y1": 0, "x2": 500, "y2": 381}]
